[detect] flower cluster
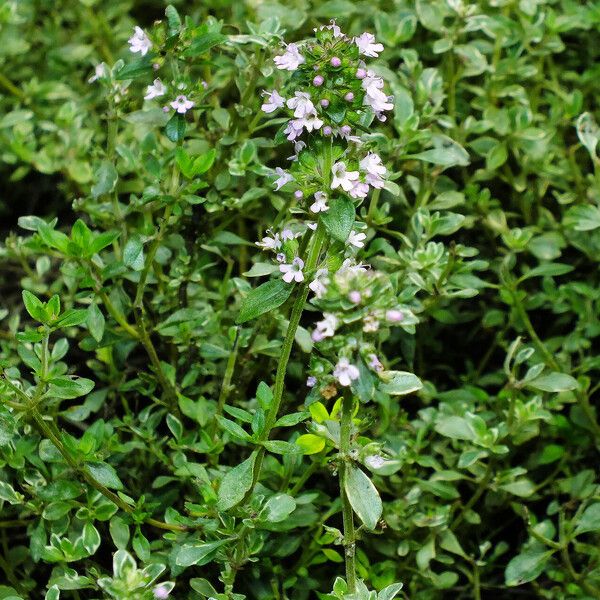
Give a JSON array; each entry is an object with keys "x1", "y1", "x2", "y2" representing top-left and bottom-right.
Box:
[
  {"x1": 261, "y1": 20, "x2": 393, "y2": 141},
  {"x1": 305, "y1": 266, "x2": 417, "y2": 392},
  {"x1": 107, "y1": 25, "x2": 208, "y2": 115},
  {"x1": 254, "y1": 23, "x2": 400, "y2": 399}
]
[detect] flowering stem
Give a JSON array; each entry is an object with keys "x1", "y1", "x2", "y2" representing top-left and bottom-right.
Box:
[
  {"x1": 340, "y1": 391, "x2": 357, "y2": 592},
  {"x1": 246, "y1": 223, "x2": 327, "y2": 497}
]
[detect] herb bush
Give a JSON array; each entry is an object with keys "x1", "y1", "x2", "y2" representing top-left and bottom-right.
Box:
[{"x1": 1, "y1": 0, "x2": 600, "y2": 598}]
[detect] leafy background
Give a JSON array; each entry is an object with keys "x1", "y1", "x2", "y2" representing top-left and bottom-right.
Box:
[{"x1": 1, "y1": 0, "x2": 600, "y2": 598}]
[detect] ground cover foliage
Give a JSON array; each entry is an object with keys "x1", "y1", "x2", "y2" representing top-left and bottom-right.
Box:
[{"x1": 1, "y1": 0, "x2": 600, "y2": 598}]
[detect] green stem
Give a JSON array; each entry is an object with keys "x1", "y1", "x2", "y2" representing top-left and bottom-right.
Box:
[
  {"x1": 512, "y1": 291, "x2": 600, "y2": 442},
  {"x1": 245, "y1": 224, "x2": 327, "y2": 499},
  {"x1": 0, "y1": 71, "x2": 26, "y2": 101},
  {"x1": 30, "y1": 409, "x2": 186, "y2": 532},
  {"x1": 214, "y1": 328, "x2": 241, "y2": 422},
  {"x1": 340, "y1": 392, "x2": 357, "y2": 592}
]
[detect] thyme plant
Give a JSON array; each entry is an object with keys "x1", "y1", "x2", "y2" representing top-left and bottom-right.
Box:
[{"x1": 1, "y1": 1, "x2": 600, "y2": 599}]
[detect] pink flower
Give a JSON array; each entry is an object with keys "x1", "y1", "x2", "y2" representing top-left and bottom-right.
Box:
[
  {"x1": 261, "y1": 90, "x2": 286, "y2": 113},
  {"x1": 334, "y1": 358, "x2": 360, "y2": 387},
  {"x1": 274, "y1": 43, "x2": 305, "y2": 71},
  {"x1": 354, "y1": 32, "x2": 384, "y2": 57}
]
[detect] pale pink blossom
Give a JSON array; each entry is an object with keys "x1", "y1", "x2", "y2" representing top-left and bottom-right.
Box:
[
  {"x1": 144, "y1": 78, "x2": 166, "y2": 100},
  {"x1": 334, "y1": 358, "x2": 360, "y2": 387},
  {"x1": 354, "y1": 32, "x2": 384, "y2": 57},
  {"x1": 261, "y1": 90, "x2": 286, "y2": 113},
  {"x1": 170, "y1": 95, "x2": 194, "y2": 113},
  {"x1": 310, "y1": 191, "x2": 329, "y2": 213},
  {"x1": 274, "y1": 168, "x2": 294, "y2": 190},
  {"x1": 128, "y1": 26, "x2": 152, "y2": 56},
  {"x1": 274, "y1": 43, "x2": 305, "y2": 71}
]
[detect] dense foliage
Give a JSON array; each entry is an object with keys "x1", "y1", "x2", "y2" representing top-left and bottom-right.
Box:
[{"x1": 1, "y1": 0, "x2": 600, "y2": 598}]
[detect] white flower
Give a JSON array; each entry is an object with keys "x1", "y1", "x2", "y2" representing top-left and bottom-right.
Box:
[
  {"x1": 128, "y1": 26, "x2": 152, "y2": 56},
  {"x1": 354, "y1": 32, "x2": 384, "y2": 57},
  {"x1": 280, "y1": 228, "x2": 295, "y2": 241},
  {"x1": 256, "y1": 233, "x2": 281, "y2": 251},
  {"x1": 331, "y1": 162, "x2": 360, "y2": 192},
  {"x1": 348, "y1": 181, "x2": 370, "y2": 199},
  {"x1": 261, "y1": 89, "x2": 286, "y2": 113},
  {"x1": 347, "y1": 230, "x2": 367, "y2": 248},
  {"x1": 274, "y1": 43, "x2": 305, "y2": 71},
  {"x1": 287, "y1": 92, "x2": 316, "y2": 119},
  {"x1": 309, "y1": 268, "x2": 329, "y2": 298},
  {"x1": 360, "y1": 152, "x2": 386, "y2": 178},
  {"x1": 312, "y1": 313, "x2": 337, "y2": 341},
  {"x1": 301, "y1": 114, "x2": 323, "y2": 132},
  {"x1": 310, "y1": 191, "x2": 329, "y2": 213},
  {"x1": 144, "y1": 78, "x2": 166, "y2": 100},
  {"x1": 280, "y1": 257, "x2": 305, "y2": 283},
  {"x1": 306, "y1": 222, "x2": 318, "y2": 230},
  {"x1": 170, "y1": 95, "x2": 194, "y2": 114},
  {"x1": 88, "y1": 63, "x2": 107, "y2": 83},
  {"x1": 284, "y1": 119, "x2": 305, "y2": 141},
  {"x1": 273, "y1": 167, "x2": 294, "y2": 191},
  {"x1": 339, "y1": 258, "x2": 369, "y2": 275},
  {"x1": 334, "y1": 358, "x2": 360, "y2": 387}
]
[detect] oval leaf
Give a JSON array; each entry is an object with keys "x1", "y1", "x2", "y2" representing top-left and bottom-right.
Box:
[
  {"x1": 344, "y1": 465, "x2": 382, "y2": 530},
  {"x1": 236, "y1": 279, "x2": 294, "y2": 324}
]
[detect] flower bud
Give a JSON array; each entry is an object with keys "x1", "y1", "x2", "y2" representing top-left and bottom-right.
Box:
[
  {"x1": 340, "y1": 125, "x2": 351, "y2": 135},
  {"x1": 323, "y1": 126, "x2": 333, "y2": 136},
  {"x1": 330, "y1": 57, "x2": 341, "y2": 67},
  {"x1": 349, "y1": 291, "x2": 361, "y2": 303},
  {"x1": 320, "y1": 98, "x2": 330, "y2": 107},
  {"x1": 356, "y1": 68, "x2": 367, "y2": 79},
  {"x1": 294, "y1": 190, "x2": 304, "y2": 199},
  {"x1": 344, "y1": 92, "x2": 354, "y2": 101},
  {"x1": 386, "y1": 309, "x2": 404, "y2": 323},
  {"x1": 313, "y1": 75, "x2": 324, "y2": 86}
]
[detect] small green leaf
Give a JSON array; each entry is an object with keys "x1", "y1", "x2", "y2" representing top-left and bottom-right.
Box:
[
  {"x1": 22, "y1": 290, "x2": 47, "y2": 323},
  {"x1": 123, "y1": 235, "x2": 145, "y2": 271},
  {"x1": 91, "y1": 161, "x2": 118, "y2": 198},
  {"x1": 165, "y1": 113, "x2": 187, "y2": 143},
  {"x1": 259, "y1": 493, "x2": 296, "y2": 523},
  {"x1": 262, "y1": 440, "x2": 302, "y2": 454},
  {"x1": 176, "y1": 539, "x2": 229, "y2": 567},
  {"x1": 184, "y1": 31, "x2": 226, "y2": 56},
  {"x1": 86, "y1": 461, "x2": 124, "y2": 490},
  {"x1": 115, "y1": 59, "x2": 153, "y2": 80},
  {"x1": 215, "y1": 415, "x2": 252, "y2": 441},
  {"x1": 87, "y1": 304, "x2": 105, "y2": 343},
  {"x1": 378, "y1": 371, "x2": 423, "y2": 396},
  {"x1": 46, "y1": 376, "x2": 95, "y2": 399},
  {"x1": 321, "y1": 196, "x2": 355, "y2": 242},
  {"x1": 296, "y1": 434, "x2": 325, "y2": 454},
  {"x1": 574, "y1": 503, "x2": 600, "y2": 535},
  {"x1": 52, "y1": 309, "x2": 88, "y2": 329},
  {"x1": 527, "y1": 372, "x2": 578, "y2": 393},
  {"x1": 236, "y1": 279, "x2": 294, "y2": 324},
  {"x1": 217, "y1": 452, "x2": 256, "y2": 510},
  {"x1": 505, "y1": 549, "x2": 553, "y2": 586},
  {"x1": 344, "y1": 465, "x2": 382, "y2": 530}
]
